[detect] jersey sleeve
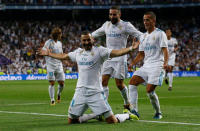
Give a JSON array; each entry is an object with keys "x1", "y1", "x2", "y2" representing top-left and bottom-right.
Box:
[
  {"x1": 98, "y1": 46, "x2": 112, "y2": 62},
  {"x1": 42, "y1": 40, "x2": 50, "y2": 50},
  {"x1": 125, "y1": 22, "x2": 143, "y2": 39},
  {"x1": 68, "y1": 49, "x2": 79, "y2": 62},
  {"x1": 91, "y1": 22, "x2": 106, "y2": 38},
  {"x1": 159, "y1": 31, "x2": 168, "y2": 48},
  {"x1": 173, "y1": 38, "x2": 178, "y2": 45},
  {"x1": 139, "y1": 35, "x2": 144, "y2": 51}
]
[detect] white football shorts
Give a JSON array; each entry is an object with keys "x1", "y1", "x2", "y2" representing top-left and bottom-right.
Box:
[
  {"x1": 102, "y1": 61, "x2": 128, "y2": 79},
  {"x1": 133, "y1": 66, "x2": 165, "y2": 86},
  {"x1": 168, "y1": 53, "x2": 176, "y2": 66},
  {"x1": 47, "y1": 66, "x2": 65, "y2": 81},
  {"x1": 68, "y1": 87, "x2": 113, "y2": 119}
]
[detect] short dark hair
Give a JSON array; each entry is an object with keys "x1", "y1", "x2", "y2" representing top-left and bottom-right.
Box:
[
  {"x1": 81, "y1": 30, "x2": 90, "y2": 36},
  {"x1": 144, "y1": 11, "x2": 156, "y2": 21},
  {"x1": 51, "y1": 27, "x2": 62, "y2": 40},
  {"x1": 110, "y1": 6, "x2": 121, "y2": 12}
]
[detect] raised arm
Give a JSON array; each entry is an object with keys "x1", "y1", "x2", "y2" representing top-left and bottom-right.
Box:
[
  {"x1": 110, "y1": 39, "x2": 140, "y2": 58},
  {"x1": 38, "y1": 48, "x2": 70, "y2": 60}
]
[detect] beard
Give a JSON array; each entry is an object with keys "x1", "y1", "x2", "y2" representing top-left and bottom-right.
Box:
[
  {"x1": 83, "y1": 43, "x2": 92, "y2": 51},
  {"x1": 110, "y1": 18, "x2": 118, "y2": 24}
]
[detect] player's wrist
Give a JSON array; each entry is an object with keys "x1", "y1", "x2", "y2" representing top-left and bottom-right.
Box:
[{"x1": 129, "y1": 46, "x2": 134, "y2": 52}]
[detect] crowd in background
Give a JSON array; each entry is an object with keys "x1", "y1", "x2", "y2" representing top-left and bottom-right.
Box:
[
  {"x1": 0, "y1": 16, "x2": 199, "y2": 75},
  {"x1": 1, "y1": 0, "x2": 200, "y2": 5}
]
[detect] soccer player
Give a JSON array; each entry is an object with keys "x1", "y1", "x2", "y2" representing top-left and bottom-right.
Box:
[
  {"x1": 42, "y1": 27, "x2": 65, "y2": 105},
  {"x1": 164, "y1": 29, "x2": 178, "y2": 91},
  {"x1": 38, "y1": 31, "x2": 139, "y2": 124},
  {"x1": 128, "y1": 11, "x2": 168, "y2": 119},
  {"x1": 92, "y1": 6, "x2": 143, "y2": 109}
]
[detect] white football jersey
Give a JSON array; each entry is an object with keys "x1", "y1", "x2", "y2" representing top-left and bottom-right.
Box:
[
  {"x1": 139, "y1": 28, "x2": 168, "y2": 68},
  {"x1": 167, "y1": 37, "x2": 178, "y2": 56},
  {"x1": 92, "y1": 20, "x2": 143, "y2": 62},
  {"x1": 42, "y1": 39, "x2": 63, "y2": 70},
  {"x1": 68, "y1": 46, "x2": 112, "y2": 91}
]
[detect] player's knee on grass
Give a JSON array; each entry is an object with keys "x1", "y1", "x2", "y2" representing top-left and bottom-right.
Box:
[
  {"x1": 105, "y1": 115, "x2": 118, "y2": 124},
  {"x1": 68, "y1": 113, "x2": 80, "y2": 124},
  {"x1": 129, "y1": 75, "x2": 144, "y2": 86}
]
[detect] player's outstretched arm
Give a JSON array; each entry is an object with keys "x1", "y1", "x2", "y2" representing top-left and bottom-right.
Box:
[
  {"x1": 37, "y1": 48, "x2": 69, "y2": 60},
  {"x1": 110, "y1": 38, "x2": 140, "y2": 58}
]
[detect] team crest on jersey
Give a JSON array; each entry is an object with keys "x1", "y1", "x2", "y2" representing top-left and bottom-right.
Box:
[
  {"x1": 153, "y1": 36, "x2": 156, "y2": 40},
  {"x1": 91, "y1": 52, "x2": 94, "y2": 56},
  {"x1": 118, "y1": 25, "x2": 122, "y2": 30}
]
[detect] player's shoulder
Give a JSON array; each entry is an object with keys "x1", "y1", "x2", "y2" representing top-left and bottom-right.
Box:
[
  {"x1": 45, "y1": 39, "x2": 53, "y2": 44},
  {"x1": 155, "y1": 28, "x2": 165, "y2": 33},
  {"x1": 171, "y1": 37, "x2": 177, "y2": 41}
]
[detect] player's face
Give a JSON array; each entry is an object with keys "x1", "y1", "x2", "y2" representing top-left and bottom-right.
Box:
[
  {"x1": 165, "y1": 29, "x2": 172, "y2": 37},
  {"x1": 81, "y1": 34, "x2": 93, "y2": 51},
  {"x1": 109, "y1": 9, "x2": 120, "y2": 24},
  {"x1": 143, "y1": 15, "x2": 155, "y2": 31}
]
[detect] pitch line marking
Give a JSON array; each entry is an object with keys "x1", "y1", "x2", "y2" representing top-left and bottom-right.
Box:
[
  {"x1": 139, "y1": 95, "x2": 200, "y2": 100},
  {"x1": 5, "y1": 103, "x2": 46, "y2": 106},
  {"x1": 0, "y1": 110, "x2": 200, "y2": 126}
]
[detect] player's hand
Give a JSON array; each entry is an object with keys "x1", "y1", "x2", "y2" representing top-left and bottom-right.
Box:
[
  {"x1": 163, "y1": 63, "x2": 168, "y2": 70},
  {"x1": 37, "y1": 48, "x2": 50, "y2": 56},
  {"x1": 132, "y1": 38, "x2": 140, "y2": 49}
]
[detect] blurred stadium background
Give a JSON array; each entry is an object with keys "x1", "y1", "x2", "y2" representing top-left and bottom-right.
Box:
[{"x1": 0, "y1": 1, "x2": 200, "y2": 130}]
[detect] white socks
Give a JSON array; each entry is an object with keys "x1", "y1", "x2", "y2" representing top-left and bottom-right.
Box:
[
  {"x1": 57, "y1": 84, "x2": 64, "y2": 96},
  {"x1": 168, "y1": 73, "x2": 173, "y2": 87},
  {"x1": 129, "y1": 85, "x2": 138, "y2": 112},
  {"x1": 147, "y1": 91, "x2": 161, "y2": 114},
  {"x1": 115, "y1": 114, "x2": 129, "y2": 123},
  {"x1": 103, "y1": 86, "x2": 109, "y2": 100},
  {"x1": 49, "y1": 85, "x2": 55, "y2": 102},
  {"x1": 120, "y1": 86, "x2": 130, "y2": 105},
  {"x1": 79, "y1": 114, "x2": 96, "y2": 123}
]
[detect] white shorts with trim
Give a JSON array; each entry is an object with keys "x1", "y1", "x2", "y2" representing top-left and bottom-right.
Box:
[
  {"x1": 47, "y1": 67, "x2": 65, "y2": 81},
  {"x1": 68, "y1": 87, "x2": 113, "y2": 118},
  {"x1": 102, "y1": 61, "x2": 128, "y2": 79},
  {"x1": 168, "y1": 54, "x2": 176, "y2": 66},
  {"x1": 133, "y1": 66, "x2": 165, "y2": 86}
]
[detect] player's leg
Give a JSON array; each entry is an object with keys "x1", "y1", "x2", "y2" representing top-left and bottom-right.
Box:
[
  {"x1": 115, "y1": 78, "x2": 130, "y2": 106},
  {"x1": 164, "y1": 69, "x2": 169, "y2": 85},
  {"x1": 47, "y1": 70, "x2": 56, "y2": 105},
  {"x1": 127, "y1": 75, "x2": 145, "y2": 117},
  {"x1": 102, "y1": 74, "x2": 111, "y2": 100},
  {"x1": 68, "y1": 88, "x2": 88, "y2": 124},
  {"x1": 146, "y1": 84, "x2": 162, "y2": 119},
  {"x1": 55, "y1": 71, "x2": 65, "y2": 103},
  {"x1": 49, "y1": 80, "x2": 55, "y2": 105},
  {"x1": 168, "y1": 66, "x2": 174, "y2": 91}
]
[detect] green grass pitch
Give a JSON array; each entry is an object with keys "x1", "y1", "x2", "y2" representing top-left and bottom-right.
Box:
[{"x1": 0, "y1": 77, "x2": 200, "y2": 131}]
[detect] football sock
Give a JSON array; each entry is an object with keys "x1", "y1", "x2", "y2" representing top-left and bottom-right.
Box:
[
  {"x1": 129, "y1": 85, "x2": 138, "y2": 112},
  {"x1": 103, "y1": 86, "x2": 109, "y2": 100},
  {"x1": 49, "y1": 85, "x2": 55, "y2": 102},
  {"x1": 79, "y1": 113, "x2": 96, "y2": 123},
  {"x1": 120, "y1": 86, "x2": 130, "y2": 105},
  {"x1": 147, "y1": 91, "x2": 161, "y2": 114},
  {"x1": 57, "y1": 84, "x2": 64, "y2": 96},
  {"x1": 115, "y1": 114, "x2": 129, "y2": 123},
  {"x1": 168, "y1": 73, "x2": 173, "y2": 87}
]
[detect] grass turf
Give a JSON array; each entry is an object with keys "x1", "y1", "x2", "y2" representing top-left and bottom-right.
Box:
[{"x1": 0, "y1": 77, "x2": 200, "y2": 131}]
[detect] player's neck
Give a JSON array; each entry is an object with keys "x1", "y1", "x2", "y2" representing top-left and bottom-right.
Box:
[
  {"x1": 167, "y1": 36, "x2": 171, "y2": 40},
  {"x1": 147, "y1": 27, "x2": 155, "y2": 34}
]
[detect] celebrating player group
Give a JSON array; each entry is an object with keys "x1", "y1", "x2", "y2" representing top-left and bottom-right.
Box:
[{"x1": 38, "y1": 6, "x2": 177, "y2": 124}]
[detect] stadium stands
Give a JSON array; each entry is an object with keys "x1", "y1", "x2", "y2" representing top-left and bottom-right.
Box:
[{"x1": 0, "y1": 15, "x2": 199, "y2": 75}]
